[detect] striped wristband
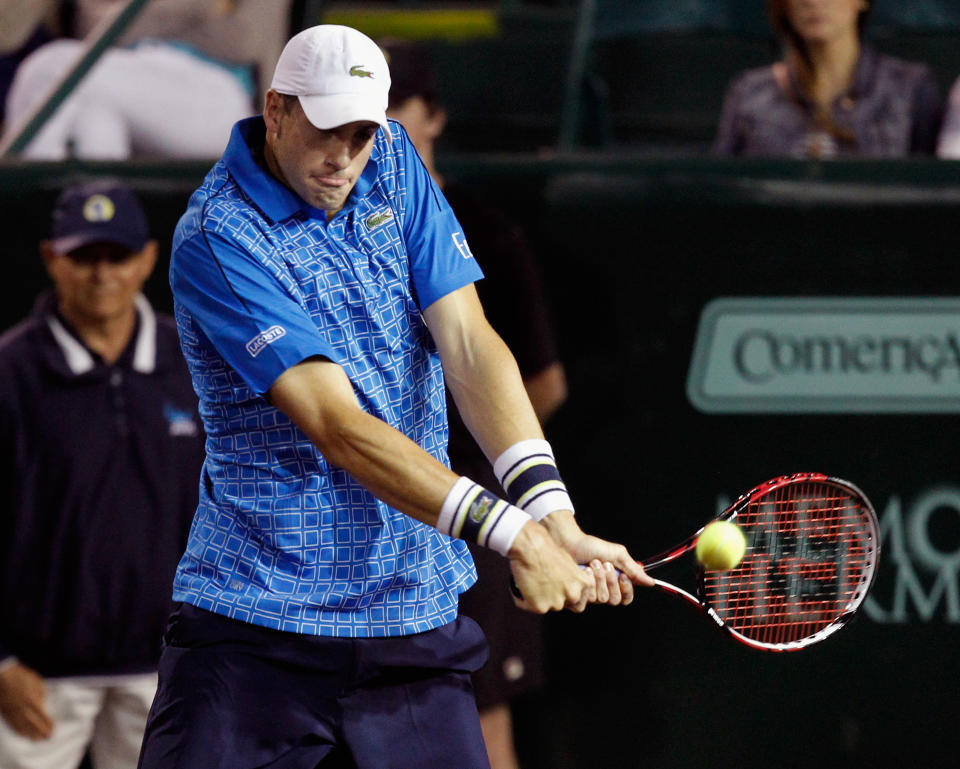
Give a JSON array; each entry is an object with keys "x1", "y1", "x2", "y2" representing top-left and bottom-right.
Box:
[
  {"x1": 493, "y1": 439, "x2": 574, "y2": 521},
  {"x1": 438, "y1": 477, "x2": 532, "y2": 556}
]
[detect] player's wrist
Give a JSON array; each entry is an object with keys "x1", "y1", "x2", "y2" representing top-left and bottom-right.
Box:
[
  {"x1": 539, "y1": 508, "x2": 581, "y2": 548},
  {"x1": 505, "y1": 517, "x2": 553, "y2": 562},
  {"x1": 492, "y1": 438, "x2": 574, "y2": 521},
  {"x1": 437, "y1": 476, "x2": 532, "y2": 556}
]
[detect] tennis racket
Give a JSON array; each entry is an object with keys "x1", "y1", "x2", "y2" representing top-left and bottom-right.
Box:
[
  {"x1": 637, "y1": 473, "x2": 880, "y2": 651},
  {"x1": 514, "y1": 472, "x2": 880, "y2": 652}
]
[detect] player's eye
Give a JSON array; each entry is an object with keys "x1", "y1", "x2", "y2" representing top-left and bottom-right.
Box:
[{"x1": 354, "y1": 128, "x2": 377, "y2": 146}]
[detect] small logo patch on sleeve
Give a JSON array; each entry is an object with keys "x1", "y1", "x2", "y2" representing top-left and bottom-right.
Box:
[
  {"x1": 246, "y1": 325, "x2": 287, "y2": 357},
  {"x1": 452, "y1": 231, "x2": 474, "y2": 259}
]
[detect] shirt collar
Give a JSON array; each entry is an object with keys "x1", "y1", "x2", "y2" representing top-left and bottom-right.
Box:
[
  {"x1": 43, "y1": 293, "x2": 157, "y2": 376},
  {"x1": 223, "y1": 117, "x2": 382, "y2": 224}
]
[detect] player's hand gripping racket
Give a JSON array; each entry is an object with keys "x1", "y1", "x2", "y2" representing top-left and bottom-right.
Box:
[{"x1": 515, "y1": 473, "x2": 880, "y2": 652}]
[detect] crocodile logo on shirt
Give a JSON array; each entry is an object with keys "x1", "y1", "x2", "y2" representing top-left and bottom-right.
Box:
[
  {"x1": 349, "y1": 65, "x2": 375, "y2": 79},
  {"x1": 365, "y1": 209, "x2": 394, "y2": 229}
]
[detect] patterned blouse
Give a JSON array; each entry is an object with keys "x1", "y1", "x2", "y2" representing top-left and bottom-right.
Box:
[{"x1": 713, "y1": 46, "x2": 944, "y2": 158}]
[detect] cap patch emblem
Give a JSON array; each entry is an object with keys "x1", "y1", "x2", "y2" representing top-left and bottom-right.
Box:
[{"x1": 82, "y1": 194, "x2": 116, "y2": 223}]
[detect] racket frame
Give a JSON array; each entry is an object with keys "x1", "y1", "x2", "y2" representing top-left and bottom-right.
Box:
[{"x1": 641, "y1": 473, "x2": 880, "y2": 652}]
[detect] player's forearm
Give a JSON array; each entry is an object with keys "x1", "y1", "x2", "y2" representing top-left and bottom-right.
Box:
[
  {"x1": 306, "y1": 406, "x2": 458, "y2": 527},
  {"x1": 270, "y1": 358, "x2": 538, "y2": 555},
  {"x1": 423, "y1": 286, "x2": 545, "y2": 462},
  {"x1": 270, "y1": 371, "x2": 455, "y2": 526},
  {"x1": 273, "y1": 368, "x2": 540, "y2": 558},
  {"x1": 443, "y1": 324, "x2": 544, "y2": 463}
]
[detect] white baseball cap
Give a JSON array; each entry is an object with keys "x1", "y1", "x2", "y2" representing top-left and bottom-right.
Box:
[{"x1": 270, "y1": 25, "x2": 392, "y2": 141}]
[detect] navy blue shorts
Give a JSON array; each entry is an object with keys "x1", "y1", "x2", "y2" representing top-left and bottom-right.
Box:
[{"x1": 136, "y1": 604, "x2": 491, "y2": 769}]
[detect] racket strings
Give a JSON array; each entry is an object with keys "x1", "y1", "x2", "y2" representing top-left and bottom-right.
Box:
[{"x1": 702, "y1": 481, "x2": 876, "y2": 646}]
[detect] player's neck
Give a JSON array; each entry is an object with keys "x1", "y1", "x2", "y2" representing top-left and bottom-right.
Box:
[{"x1": 260, "y1": 140, "x2": 286, "y2": 192}]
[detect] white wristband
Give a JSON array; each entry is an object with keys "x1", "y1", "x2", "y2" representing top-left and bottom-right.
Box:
[
  {"x1": 437, "y1": 477, "x2": 475, "y2": 535},
  {"x1": 438, "y1": 477, "x2": 532, "y2": 556},
  {"x1": 492, "y1": 439, "x2": 574, "y2": 521},
  {"x1": 493, "y1": 439, "x2": 554, "y2": 481},
  {"x1": 485, "y1": 505, "x2": 531, "y2": 556}
]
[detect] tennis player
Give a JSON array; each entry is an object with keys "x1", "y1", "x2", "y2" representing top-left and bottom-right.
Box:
[{"x1": 137, "y1": 24, "x2": 650, "y2": 769}]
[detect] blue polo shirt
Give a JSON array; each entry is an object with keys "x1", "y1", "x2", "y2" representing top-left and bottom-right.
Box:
[{"x1": 169, "y1": 117, "x2": 483, "y2": 638}]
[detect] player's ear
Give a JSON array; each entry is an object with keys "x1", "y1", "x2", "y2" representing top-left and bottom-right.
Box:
[{"x1": 263, "y1": 89, "x2": 285, "y2": 134}]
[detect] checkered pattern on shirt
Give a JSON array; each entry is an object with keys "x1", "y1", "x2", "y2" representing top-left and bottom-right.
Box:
[{"x1": 171, "y1": 131, "x2": 476, "y2": 638}]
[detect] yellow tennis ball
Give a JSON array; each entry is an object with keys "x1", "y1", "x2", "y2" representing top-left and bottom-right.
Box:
[{"x1": 695, "y1": 520, "x2": 747, "y2": 571}]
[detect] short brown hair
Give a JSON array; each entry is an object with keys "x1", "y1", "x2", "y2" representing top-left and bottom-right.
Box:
[{"x1": 274, "y1": 92, "x2": 299, "y2": 113}]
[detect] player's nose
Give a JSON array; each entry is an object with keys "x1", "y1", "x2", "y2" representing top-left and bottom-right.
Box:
[{"x1": 325, "y1": 138, "x2": 354, "y2": 169}]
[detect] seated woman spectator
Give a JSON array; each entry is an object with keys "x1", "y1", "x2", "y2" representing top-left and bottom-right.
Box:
[{"x1": 714, "y1": 0, "x2": 944, "y2": 157}]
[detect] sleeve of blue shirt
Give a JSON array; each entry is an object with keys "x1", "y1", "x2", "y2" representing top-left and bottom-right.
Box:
[
  {"x1": 171, "y1": 231, "x2": 339, "y2": 397},
  {"x1": 392, "y1": 127, "x2": 484, "y2": 309}
]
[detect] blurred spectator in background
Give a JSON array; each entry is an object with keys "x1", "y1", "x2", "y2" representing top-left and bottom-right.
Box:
[
  {"x1": 383, "y1": 38, "x2": 568, "y2": 769},
  {"x1": 2, "y1": 0, "x2": 291, "y2": 160},
  {"x1": 937, "y1": 76, "x2": 960, "y2": 157},
  {"x1": 0, "y1": 180, "x2": 204, "y2": 768},
  {"x1": 0, "y1": 0, "x2": 57, "y2": 131},
  {"x1": 714, "y1": 0, "x2": 944, "y2": 157}
]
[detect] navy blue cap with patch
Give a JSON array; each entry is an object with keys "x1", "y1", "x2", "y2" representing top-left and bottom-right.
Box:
[{"x1": 50, "y1": 179, "x2": 149, "y2": 254}]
